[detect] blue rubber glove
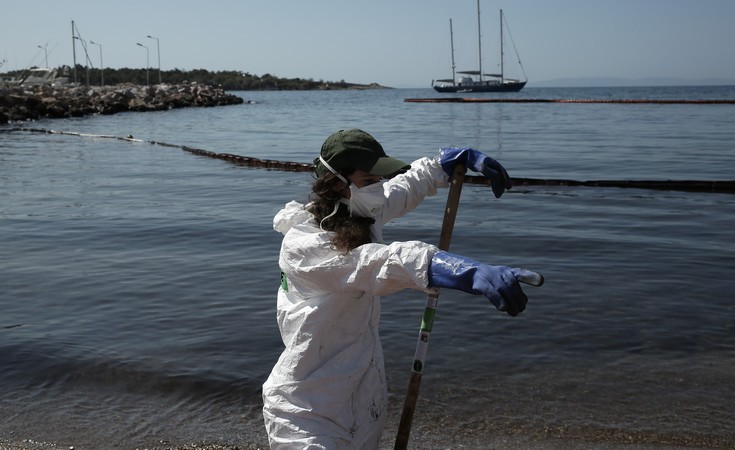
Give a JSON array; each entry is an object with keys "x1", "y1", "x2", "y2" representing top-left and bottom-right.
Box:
[
  {"x1": 439, "y1": 147, "x2": 512, "y2": 198},
  {"x1": 428, "y1": 251, "x2": 543, "y2": 317}
]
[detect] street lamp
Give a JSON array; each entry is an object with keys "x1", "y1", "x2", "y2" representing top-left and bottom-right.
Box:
[
  {"x1": 90, "y1": 40, "x2": 103, "y2": 87},
  {"x1": 37, "y1": 44, "x2": 48, "y2": 68},
  {"x1": 146, "y1": 34, "x2": 161, "y2": 84},
  {"x1": 136, "y1": 42, "x2": 149, "y2": 86}
]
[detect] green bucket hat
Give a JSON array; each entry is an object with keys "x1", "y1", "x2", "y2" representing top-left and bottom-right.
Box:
[{"x1": 314, "y1": 129, "x2": 410, "y2": 179}]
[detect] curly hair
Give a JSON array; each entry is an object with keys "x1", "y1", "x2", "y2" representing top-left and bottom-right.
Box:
[{"x1": 307, "y1": 172, "x2": 374, "y2": 253}]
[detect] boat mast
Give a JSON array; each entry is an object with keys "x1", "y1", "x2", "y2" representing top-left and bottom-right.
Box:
[
  {"x1": 476, "y1": 0, "x2": 482, "y2": 83},
  {"x1": 71, "y1": 20, "x2": 78, "y2": 84},
  {"x1": 500, "y1": 9, "x2": 504, "y2": 84},
  {"x1": 450, "y1": 19, "x2": 456, "y2": 85}
]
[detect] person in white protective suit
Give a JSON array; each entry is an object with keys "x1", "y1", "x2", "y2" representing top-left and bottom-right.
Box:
[{"x1": 262, "y1": 129, "x2": 542, "y2": 449}]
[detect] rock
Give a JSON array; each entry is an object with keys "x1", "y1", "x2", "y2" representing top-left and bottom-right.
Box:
[{"x1": 0, "y1": 83, "x2": 245, "y2": 123}]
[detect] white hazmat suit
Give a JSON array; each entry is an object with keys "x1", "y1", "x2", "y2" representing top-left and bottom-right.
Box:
[{"x1": 263, "y1": 157, "x2": 449, "y2": 449}]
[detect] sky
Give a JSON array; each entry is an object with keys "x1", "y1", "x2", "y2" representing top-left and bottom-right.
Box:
[{"x1": 2, "y1": 0, "x2": 734, "y2": 88}]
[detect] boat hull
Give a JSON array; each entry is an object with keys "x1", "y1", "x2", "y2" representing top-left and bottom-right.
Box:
[{"x1": 433, "y1": 80, "x2": 526, "y2": 93}]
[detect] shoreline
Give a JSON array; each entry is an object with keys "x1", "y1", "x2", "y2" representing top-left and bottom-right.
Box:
[
  {"x1": 0, "y1": 83, "x2": 245, "y2": 124},
  {"x1": 1, "y1": 391, "x2": 730, "y2": 450},
  {"x1": 0, "y1": 425, "x2": 727, "y2": 450}
]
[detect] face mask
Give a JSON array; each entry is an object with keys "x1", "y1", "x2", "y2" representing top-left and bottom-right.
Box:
[
  {"x1": 348, "y1": 182, "x2": 386, "y2": 219},
  {"x1": 349, "y1": 182, "x2": 387, "y2": 243},
  {"x1": 317, "y1": 155, "x2": 387, "y2": 242}
]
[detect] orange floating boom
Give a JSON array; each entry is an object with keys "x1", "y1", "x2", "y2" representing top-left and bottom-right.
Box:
[{"x1": 405, "y1": 98, "x2": 735, "y2": 104}]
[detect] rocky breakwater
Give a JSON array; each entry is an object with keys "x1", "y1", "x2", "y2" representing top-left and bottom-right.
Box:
[{"x1": 0, "y1": 83, "x2": 245, "y2": 123}]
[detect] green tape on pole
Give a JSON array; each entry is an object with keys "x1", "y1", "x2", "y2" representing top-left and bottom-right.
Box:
[
  {"x1": 420, "y1": 308, "x2": 436, "y2": 332},
  {"x1": 280, "y1": 271, "x2": 288, "y2": 292}
]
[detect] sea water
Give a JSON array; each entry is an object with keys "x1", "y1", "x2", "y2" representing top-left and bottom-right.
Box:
[{"x1": 1, "y1": 86, "x2": 734, "y2": 449}]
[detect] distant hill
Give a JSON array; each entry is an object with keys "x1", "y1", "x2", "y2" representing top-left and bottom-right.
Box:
[{"x1": 530, "y1": 77, "x2": 735, "y2": 88}]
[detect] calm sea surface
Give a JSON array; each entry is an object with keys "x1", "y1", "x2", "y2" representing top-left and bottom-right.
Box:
[{"x1": 1, "y1": 86, "x2": 734, "y2": 449}]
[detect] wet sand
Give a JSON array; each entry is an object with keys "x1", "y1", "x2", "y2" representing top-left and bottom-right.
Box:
[
  {"x1": 2, "y1": 359, "x2": 732, "y2": 450},
  {"x1": 1, "y1": 397, "x2": 730, "y2": 450},
  {"x1": 0, "y1": 430, "x2": 724, "y2": 450}
]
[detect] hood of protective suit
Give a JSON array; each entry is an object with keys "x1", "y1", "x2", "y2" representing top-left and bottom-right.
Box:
[{"x1": 273, "y1": 200, "x2": 314, "y2": 236}]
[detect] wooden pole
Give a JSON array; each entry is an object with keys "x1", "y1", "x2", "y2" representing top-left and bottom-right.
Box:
[{"x1": 394, "y1": 163, "x2": 466, "y2": 449}]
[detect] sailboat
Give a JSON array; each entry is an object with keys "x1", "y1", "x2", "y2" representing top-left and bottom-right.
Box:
[{"x1": 432, "y1": 2, "x2": 527, "y2": 93}]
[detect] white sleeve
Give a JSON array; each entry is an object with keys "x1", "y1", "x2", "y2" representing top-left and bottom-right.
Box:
[
  {"x1": 379, "y1": 156, "x2": 449, "y2": 223},
  {"x1": 280, "y1": 231, "x2": 439, "y2": 298}
]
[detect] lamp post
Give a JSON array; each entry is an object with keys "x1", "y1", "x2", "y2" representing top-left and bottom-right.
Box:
[
  {"x1": 37, "y1": 44, "x2": 48, "y2": 68},
  {"x1": 146, "y1": 35, "x2": 161, "y2": 84},
  {"x1": 90, "y1": 40, "x2": 103, "y2": 86},
  {"x1": 136, "y1": 42, "x2": 149, "y2": 86}
]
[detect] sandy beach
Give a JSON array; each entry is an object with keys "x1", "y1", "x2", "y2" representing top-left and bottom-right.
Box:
[{"x1": 1, "y1": 397, "x2": 731, "y2": 450}]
